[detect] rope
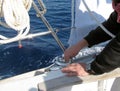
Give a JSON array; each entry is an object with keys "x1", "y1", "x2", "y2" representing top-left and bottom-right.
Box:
[
  {"x1": 0, "y1": 0, "x2": 67, "y2": 52},
  {"x1": 0, "y1": 0, "x2": 32, "y2": 44}
]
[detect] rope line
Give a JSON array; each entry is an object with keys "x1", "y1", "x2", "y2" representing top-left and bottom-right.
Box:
[{"x1": 0, "y1": 0, "x2": 32, "y2": 44}]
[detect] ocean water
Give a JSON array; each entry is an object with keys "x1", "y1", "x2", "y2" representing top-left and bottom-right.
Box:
[{"x1": 0, "y1": 0, "x2": 71, "y2": 79}]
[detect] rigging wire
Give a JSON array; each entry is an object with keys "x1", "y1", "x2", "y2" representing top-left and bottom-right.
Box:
[
  {"x1": 32, "y1": 0, "x2": 66, "y2": 52},
  {"x1": 0, "y1": 0, "x2": 66, "y2": 52},
  {"x1": 82, "y1": 0, "x2": 115, "y2": 38},
  {"x1": 71, "y1": 0, "x2": 75, "y2": 28}
]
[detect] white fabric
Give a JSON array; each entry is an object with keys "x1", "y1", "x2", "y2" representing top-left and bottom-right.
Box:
[{"x1": 69, "y1": 0, "x2": 113, "y2": 46}]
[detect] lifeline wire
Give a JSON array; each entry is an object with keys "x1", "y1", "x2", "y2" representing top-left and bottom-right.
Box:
[{"x1": 82, "y1": 0, "x2": 115, "y2": 38}]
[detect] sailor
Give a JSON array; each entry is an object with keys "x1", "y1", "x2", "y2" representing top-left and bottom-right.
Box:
[{"x1": 62, "y1": 0, "x2": 120, "y2": 76}]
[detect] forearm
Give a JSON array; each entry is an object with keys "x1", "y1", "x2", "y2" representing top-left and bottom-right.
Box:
[
  {"x1": 64, "y1": 39, "x2": 89, "y2": 61},
  {"x1": 75, "y1": 39, "x2": 89, "y2": 50}
]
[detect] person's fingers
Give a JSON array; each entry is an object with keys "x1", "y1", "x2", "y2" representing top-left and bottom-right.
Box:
[
  {"x1": 66, "y1": 72, "x2": 77, "y2": 76},
  {"x1": 61, "y1": 63, "x2": 78, "y2": 73},
  {"x1": 64, "y1": 53, "x2": 72, "y2": 62},
  {"x1": 64, "y1": 56, "x2": 70, "y2": 62},
  {"x1": 61, "y1": 63, "x2": 89, "y2": 77},
  {"x1": 61, "y1": 67, "x2": 70, "y2": 73},
  {"x1": 61, "y1": 66, "x2": 75, "y2": 73}
]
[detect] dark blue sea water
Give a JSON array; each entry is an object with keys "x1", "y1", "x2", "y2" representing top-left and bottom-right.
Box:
[{"x1": 0, "y1": 0, "x2": 71, "y2": 79}]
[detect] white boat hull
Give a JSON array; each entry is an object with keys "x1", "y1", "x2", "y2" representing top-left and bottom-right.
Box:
[{"x1": 0, "y1": 67, "x2": 120, "y2": 91}]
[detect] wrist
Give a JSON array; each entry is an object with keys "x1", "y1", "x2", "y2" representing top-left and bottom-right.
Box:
[{"x1": 77, "y1": 39, "x2": 88, "y2": 50}]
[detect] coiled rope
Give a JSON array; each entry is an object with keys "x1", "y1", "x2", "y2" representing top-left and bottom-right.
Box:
[{"x1": 0, "y1": 0, "x2": 32, "y2": 44}]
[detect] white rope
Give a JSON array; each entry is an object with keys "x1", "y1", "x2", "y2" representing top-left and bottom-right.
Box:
[
  {"x1": 0, "y1": 0, "x2": 65, "y2": 50},
  {"x1": 0, "y1": 0, "x2": 32, "y2": 44},
  {"x1": 0, "y1": 0, "x2": 56, "y2": 45}
]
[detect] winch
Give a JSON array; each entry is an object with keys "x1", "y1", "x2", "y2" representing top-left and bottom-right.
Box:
[
  {"x1": 45, "y1": 55, "x2": 73, "y2": 71},
  {"x1": 45, "y1": 47, "x2": 104, "y2": 72}
]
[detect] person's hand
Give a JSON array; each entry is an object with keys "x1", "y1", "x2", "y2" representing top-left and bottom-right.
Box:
[
  {"x1": 64, "y1": 45, "x2": 80, "y2": 62},
  {"x1": 64, "y1": 39, "x2": 89, "y2": 62},
  {"x1": 61, "y1": 63, "x2": 89, "y2": 76}
]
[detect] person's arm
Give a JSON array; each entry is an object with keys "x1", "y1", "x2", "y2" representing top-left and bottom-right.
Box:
[
  {"x1": 64, "y1": 39, "x2": 88, "y2": 61},
  {"x1": 64, "y1": 11, "x2": 119, "y2": 62},
  {"x1": 62, "y1": 34, "x2": 120, "y2": 76},
  {"x1": 62, "y1": 11, "x2": 120, "y2": 76},
  {"x1": 84, "y1": 11, "x2": 120, "y2": 47}
]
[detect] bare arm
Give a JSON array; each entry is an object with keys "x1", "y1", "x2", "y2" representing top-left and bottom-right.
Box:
[{"x1": 64, "y1": 39, "x2": 89, "y2": 61}]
